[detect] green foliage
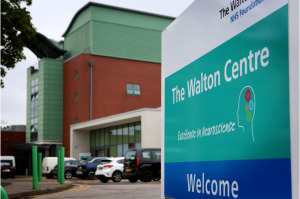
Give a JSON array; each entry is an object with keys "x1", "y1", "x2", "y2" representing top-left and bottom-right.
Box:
[{"x1": 1, "y1": 0, "x2": 36, "y2": 88}]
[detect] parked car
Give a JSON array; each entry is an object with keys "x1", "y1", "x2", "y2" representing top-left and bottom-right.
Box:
[
  {"x1": 76, "y1": 157, "x2": 111, "y2": 180},
  {"x1": 52, "y1": 160, "x2": 81, "y2": 179},
  {"x1": 1, "y1": 156, "x2": 16, "y2": 179},
  {"x1": 123, "y1": 148, "x2": 161, "y2": 182},
  {"x1": 1, "y1": 162, "x2": 15, "y2": 179},
  {"x1": 95, "y1": 157, "x2": 124, "y2": 183},
  {"x1": 1, "y1": 156, "x2": 16, "y2": 168},
  {"x1": 42, "y1": 157, "x2": 76, "y2": 179}
]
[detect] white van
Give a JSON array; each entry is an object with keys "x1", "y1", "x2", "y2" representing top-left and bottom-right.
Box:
[
  {"x1": 42, "y1": 157, "x2": 75, "y2": 178},
  {"x1": 1, "y1": 156, "x2": 16, "y2": 179},
  {"x1": 0, "y1": 156, "x2": 16, "y2": 168}
]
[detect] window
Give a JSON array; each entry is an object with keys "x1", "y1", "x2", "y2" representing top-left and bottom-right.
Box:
[
  {"x1": 30, "y1": 80, "x2": 39, "y2": 141},
  {"x1": 90, "y1": 122, "x2": 141, "y2": 157},
  {"x1": 75, "y1": 93, "x2": 78, "y2": 101},
  {"x1": 142, "y1": 151, "x2": 151, "y2": 159},
  {"x1": 126, "y1": 84, "x2": 141, "y2": 96},
  {"x1": 125, "y1": 151, "x2": 136, "y2": 161},
  {"x1": 153, "y1": 150, "x2": 161, "y2": 160},
  {"x1": 31, "y1": 78, "x2": 38, "y2": 94},
  {"x1": 75, "y1": 118, "x2": 78, "y2": 124},
  {"x1": 75, "y1": 71, "x2": 78, "y2": 79}
]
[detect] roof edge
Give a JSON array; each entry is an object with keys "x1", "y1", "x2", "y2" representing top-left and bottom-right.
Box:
[
  {"x1": 71, "y1": 107, "x2": 161, "y2": 128},
  {"x1": 62, "y1": 2, "x2": 175, "y2": 37}
]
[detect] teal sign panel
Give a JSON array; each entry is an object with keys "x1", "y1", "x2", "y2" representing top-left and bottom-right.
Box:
[{"x1": 165, "y1": 4, "x2": 291, "y2": 199}]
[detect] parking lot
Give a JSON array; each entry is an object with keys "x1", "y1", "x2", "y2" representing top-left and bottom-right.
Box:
[
  {"x1": 2, "y1": 176, "x2": 161, "y2": 199},
  {"x1": 31, "y1": 182, "x2": 161, "y2": 199}
]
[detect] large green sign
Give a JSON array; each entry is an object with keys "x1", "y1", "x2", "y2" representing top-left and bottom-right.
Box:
[{"x1": 164, "y1": 2, "x2": 291, "y2": 199}]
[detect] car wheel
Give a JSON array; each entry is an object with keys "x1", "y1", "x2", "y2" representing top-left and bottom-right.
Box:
[
  {"x1": 128, "y1": 177, "x2": 138, "y2": 183},
  {"x1": 153, "y1": 177, "x2": 160, "y2": 181},
  {"x1": 141, "y1": 170, "x2": 153, "y2": 182},
  {"x1": 112, "y1": 171, "x2": 122, "y2": 182},
  {"x1": 46, "y1": 173, "x2": 52, "y2": 179},
  {"x1": 88, "y1": 170, "x2": 95, "y2": 180},
  {"x1": 65, "y1": 171, "x2": 72, "y2": 179},
  {"x1": 52, "y1": 173, "x2": 57, "y2": 179},
  {"x1": 99, "y1": 176, "x2": 109, "y2": 183}
]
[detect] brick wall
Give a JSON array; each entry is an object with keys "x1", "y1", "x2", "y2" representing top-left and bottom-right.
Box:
[
  {"x1": 1, "y1": 131, "x2": 26, "y2": 156},
  {"x1": 63, "y1": 54, "x2": 161, "y2": 156}
]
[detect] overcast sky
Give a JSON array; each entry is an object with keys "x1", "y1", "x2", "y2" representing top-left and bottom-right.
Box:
[{"x1": 1, "y1": 0, "x2": 194, "y2": 126}]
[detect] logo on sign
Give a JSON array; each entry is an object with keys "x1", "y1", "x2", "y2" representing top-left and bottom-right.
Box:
[{"x1": 237, "y1": 86, "x2": 256, "y2": 142}]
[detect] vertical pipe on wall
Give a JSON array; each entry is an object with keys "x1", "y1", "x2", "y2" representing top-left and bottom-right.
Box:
[{"x1": 89, "y1": 60, "x2": 94, "y2": 120}]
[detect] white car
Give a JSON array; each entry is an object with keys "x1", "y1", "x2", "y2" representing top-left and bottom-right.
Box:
[
  {"x1": 95, "y1": 157, "x2": 124, "y2": 183},
  {"x1": 42, "y1": 157, "x2": 75, "y2": 178}
]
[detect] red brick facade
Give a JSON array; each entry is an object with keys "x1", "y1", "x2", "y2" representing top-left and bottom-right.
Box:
[
  {"x1": 1, "y1": 131, "x2": 26, "y2": 156},
  {"x1": 63, "y1": 54, "x2": 161, "y2": 156}
]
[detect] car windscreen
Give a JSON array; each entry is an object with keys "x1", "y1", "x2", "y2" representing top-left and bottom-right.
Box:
[
  {"x1": 125, "y1": 151, "x2": 136, "y2": 161},
  {"x1": 1, "y1": 162, "x2": 11, "y2": 167},
  {"x1": 1, "y1": 160, "x2": 12, "y2": 166}
]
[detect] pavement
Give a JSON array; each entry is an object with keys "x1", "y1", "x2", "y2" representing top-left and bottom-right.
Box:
[{"x1": 1, "y1": 176, "x2": 73, "y2": 199}]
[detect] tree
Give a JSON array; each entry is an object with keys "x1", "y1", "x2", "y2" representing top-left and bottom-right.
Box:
[{"x1": 1, "y1": 0, "x2": 36, "y2": 88}]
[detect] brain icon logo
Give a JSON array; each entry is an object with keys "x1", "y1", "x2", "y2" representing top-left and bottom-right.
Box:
[{"x1": 237, "y1": 86, "x2": 256, "y2": 142}]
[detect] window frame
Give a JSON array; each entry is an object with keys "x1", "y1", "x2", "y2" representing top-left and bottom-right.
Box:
[{"x1": 126, "y1": 83, "x2": 141, "y2": 96}]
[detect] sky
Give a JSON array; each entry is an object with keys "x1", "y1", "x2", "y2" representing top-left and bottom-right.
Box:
[{"x1": 1, "y1": 0, "x2": 194, "y2": 126}]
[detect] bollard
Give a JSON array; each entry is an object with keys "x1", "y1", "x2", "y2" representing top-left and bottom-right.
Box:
[
  {"x1": 60, "y1": 147, "x2": 65, "y2": 184},
  {"x1": 32, "y1": 146, "x2": 38, "y2": 189},
  {"x1": 1, "y1": 186, "x2": 9, "y2": 199},
  {"x1": 57, "y1": 149, "x2": 61, "y2": 183},
  {"x1": 38, "y1": 153, "x2": 42, "y2": 182}
]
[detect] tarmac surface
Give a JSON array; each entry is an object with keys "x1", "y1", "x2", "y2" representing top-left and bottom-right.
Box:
[
  {"x1": 1, "y1": 176, "x2": 161, "y2": 198},
  {"x1": 1, "y1": 176, "x2": 72, "y2": 199}
]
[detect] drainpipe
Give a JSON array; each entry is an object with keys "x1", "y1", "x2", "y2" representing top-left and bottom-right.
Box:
[
  {"x1": 5, "y1": 138, "x2": 8, "y2": 155},
  {"x1": 89, "y1": 60, "x2": 94, "y2": 120}
]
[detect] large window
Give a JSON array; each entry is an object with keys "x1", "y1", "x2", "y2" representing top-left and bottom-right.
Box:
[
  {"x1": 126, "y1": 84, "x2": 141, "y2": 96},
  {"x1": 90, "y1": 122, "x2": 141, "y2": 157},
  {"x1": 31, "y1": 78, "x2": 38, "y2": 94},
  {"x1": 30, "y1": 78, "x2": 38, "y2": 141}
]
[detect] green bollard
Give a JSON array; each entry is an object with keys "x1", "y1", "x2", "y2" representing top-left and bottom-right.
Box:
[
  {"x1": 38, "y1": 153, "x2": 42, "y2": 182},
  {"x1": 32, "y1": 146, "x2": 38, "y2": 189},
  {"x1": 60, "y1": 147, "x2": 65, "y2": 184},
  {"x1": 1, "y1": 186, "x2": 9, "y2": 199},
  {"x1": 57, "y1": 149, "x2": 61, "y2": 183}
]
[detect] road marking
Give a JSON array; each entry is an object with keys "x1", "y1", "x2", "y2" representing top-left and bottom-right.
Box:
[
  {"x1": 62, "y1": 184, "x2": 90, "y2": 192},
  {"x1": 30, "y1": 184, "x2": 90, "y2": 198}
]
